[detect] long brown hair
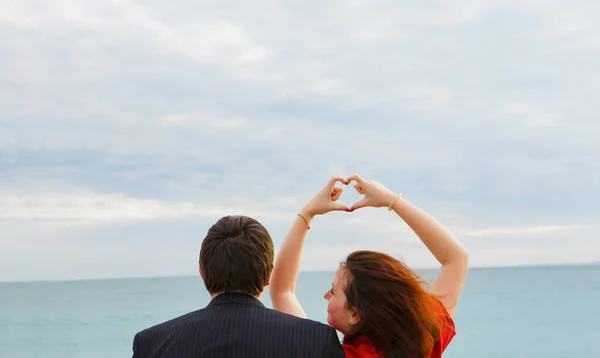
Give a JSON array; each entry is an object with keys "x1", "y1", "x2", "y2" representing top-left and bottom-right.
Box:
[{"x1": 342, "y1": 250, "x2": 442, "y2": 358}]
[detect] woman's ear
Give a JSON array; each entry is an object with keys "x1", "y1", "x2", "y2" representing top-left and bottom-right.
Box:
[{"x1": 350, "y1": 309, "x2": 361, "y2": 326}]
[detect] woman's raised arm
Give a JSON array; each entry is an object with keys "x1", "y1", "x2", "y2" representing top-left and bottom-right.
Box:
[
  {"x1": 347, "y1": 174, "x2": 470, "y2": 318},
  {"x1": 269, "y1": 177, "x2": 350, "y2": 318}
]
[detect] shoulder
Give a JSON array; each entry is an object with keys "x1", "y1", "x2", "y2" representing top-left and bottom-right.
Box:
[
  {"x1": 267, "y1": 309, "x2": 341, "y2": 350},
  {"x1": 264, "y1": 307, "x2": 335, "y2": 334},
  {"x1": 134, "y1": 309, "x2": 204, "y2": 344},
  {"x1": 433, "y1": 296, "x2": 456, "y2": 334},
  {"x1": 230, "y1": 306, "x2": 344, "y2": 356},
  {"x1": 342, "y1": 336, "x2": 384, "y2": 358},
  {"x1": 430, "y1": 297, "x2": 457, "y2": 356}
]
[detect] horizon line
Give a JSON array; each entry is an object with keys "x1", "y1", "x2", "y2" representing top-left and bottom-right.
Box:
[{"x1": 1, "y1": 260, "x2": 598, "y2": 284}]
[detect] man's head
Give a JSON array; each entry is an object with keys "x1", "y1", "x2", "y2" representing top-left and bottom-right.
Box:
[{"x1": 199, "y1": 215, "x2": 274, "y2": 298}]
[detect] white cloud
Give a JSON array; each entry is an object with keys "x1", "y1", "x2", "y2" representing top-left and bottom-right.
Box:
[
  {"x1": 0, "y1": 188, "x2": 292, "y2": 224},
  {"x1": 500, "y1": 100, "x2": 562, "y2": 127},
  {"x1": 520, "y1": 1, "x2": 600, "y2": 49},
  {"x1": 159, "y1": 113, "x2": 246, "y2": 128},
  {"x1": 463, "y1": 224, "x2": 582, "y2": 237},
  {"x1": 469, "y1": 248, "x2": 551, "y2": 267},
  {"x1": 0, "y1": 0, "x2": 599, "y2": 281},
  {"x1": 393, "y1": 82, "x2": 455, "y2": 113}
]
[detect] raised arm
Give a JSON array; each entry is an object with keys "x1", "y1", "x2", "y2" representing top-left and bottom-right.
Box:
[
  {"x1": 347, "y1": 174, "x2": 470, "y2": 318},
  {"x1": 269, "y1": 177, "x2": 350, "y2": 318}
]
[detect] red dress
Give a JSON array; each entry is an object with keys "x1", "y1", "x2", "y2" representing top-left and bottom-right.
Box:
[{"x1": 341, "y1": 300, "x2": 456, "y2": 358}]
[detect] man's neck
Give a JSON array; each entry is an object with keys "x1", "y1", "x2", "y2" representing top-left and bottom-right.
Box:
[{"x1": 210, "y1": 291, "x2": 263, "y2": 300}]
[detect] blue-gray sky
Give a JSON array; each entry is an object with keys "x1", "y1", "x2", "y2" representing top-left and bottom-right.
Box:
[{"x1": 1, "y1": 0, "x2": 599, "y2": 282}]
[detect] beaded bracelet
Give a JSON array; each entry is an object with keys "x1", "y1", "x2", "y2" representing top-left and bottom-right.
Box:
[{"x1": 388, "y1": 194, "x2": 401, "y2": 211}]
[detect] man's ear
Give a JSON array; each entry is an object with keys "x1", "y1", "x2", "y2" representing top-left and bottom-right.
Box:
[{"x1": 199, "y1": 268, "x2": 204, "y2": 280}]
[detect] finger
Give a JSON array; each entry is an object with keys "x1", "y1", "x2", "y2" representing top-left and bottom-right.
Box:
[
  {"x1": 350, "y1": 199, "x2": 369, "y2": 211},
  {"x1": 331, "y1": 186, "x2": 344, "y2": 201},
  {"x1": 346, "y1": 174, "x2": 367, "y2": 186},
  {"x1": 353, "y1": 183, "x2": 364, "y2": 195},
  {"x1": 327, "y1": 176, "x2": 348, "y2": 189},
  {"x1": 332, "y1": 186, "x2": 344, "y2": 193},
  {"x1": 330, "y1": 203, "x2": 351, "y2": 212},
  {"x1": 331, "y1": 188, "x2": 343, "y2": 201}
]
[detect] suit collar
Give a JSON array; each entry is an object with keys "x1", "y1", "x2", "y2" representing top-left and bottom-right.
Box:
[{"x1": 207, "y1": 292, "x2": 265, "y2": 308}]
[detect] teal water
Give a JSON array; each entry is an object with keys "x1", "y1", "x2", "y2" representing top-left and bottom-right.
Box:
[{"x1": 1, "y1": 265, "x2": 599, "y2": 357}]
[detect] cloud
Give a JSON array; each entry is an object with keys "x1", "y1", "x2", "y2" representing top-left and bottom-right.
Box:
[
  {"x1": 159, "y1": 113, "x2": 246, "y2": 129},
  {"x1": 0, "y1": 0, "x2": 599, "y2": 281},
  {"x1": 0, "y1": 188, "x2": 293, "y2": 224},
  {"x1": 498, "y1": 100, "x2": 562, "y2": 127},
  {"x1": 463, "y1": 225, "x2": 582, "y2": 237}
]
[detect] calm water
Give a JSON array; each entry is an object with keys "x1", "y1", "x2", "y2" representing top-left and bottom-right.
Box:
[{"x1": 1, "y1": 265, "x2": 599, "y2": 357}]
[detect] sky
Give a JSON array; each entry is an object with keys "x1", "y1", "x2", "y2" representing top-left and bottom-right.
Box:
[{"x1": 1, "y1": 0, "x2": 599, "y2": 282}]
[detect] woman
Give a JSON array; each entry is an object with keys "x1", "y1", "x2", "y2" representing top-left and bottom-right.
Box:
[{"x1": 269, "y1": 175, "x2": 470, "y2": 358}]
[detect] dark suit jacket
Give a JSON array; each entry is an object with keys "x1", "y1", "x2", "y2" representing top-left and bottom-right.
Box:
[{"x1": 132, "y1": 292, "x2": 346, "y2": 358}]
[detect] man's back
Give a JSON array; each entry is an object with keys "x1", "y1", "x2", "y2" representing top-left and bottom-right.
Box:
[{"x1": 132, "y1": 293, "x2": 345, "y2": 358}]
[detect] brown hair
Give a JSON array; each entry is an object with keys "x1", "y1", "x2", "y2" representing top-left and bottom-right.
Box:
[
  {"x1": 199, "y1": 215, "x2": 274, "y2": 297},
  {"x1": 342, "y1": 250, "x2": 442, "y2": 358}
]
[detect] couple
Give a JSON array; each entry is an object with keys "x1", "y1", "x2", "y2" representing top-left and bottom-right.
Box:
[{"x1": 132, "y1": 175, "x2": 470, "y2": 358}]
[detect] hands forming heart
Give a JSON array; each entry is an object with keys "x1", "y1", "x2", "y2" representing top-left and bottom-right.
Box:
[{"x1": 300, "y1": 174, "x2": 399, "y2": 218}]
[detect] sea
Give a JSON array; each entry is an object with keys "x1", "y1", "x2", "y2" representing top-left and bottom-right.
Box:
[{"x1": 1, "y1": 265, "x2": 599, "y2": 358}]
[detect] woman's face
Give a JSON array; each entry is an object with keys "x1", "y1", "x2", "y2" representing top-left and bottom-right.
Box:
[{"x1": 323, "y1": 268, "x2": 358, "y2": 335}]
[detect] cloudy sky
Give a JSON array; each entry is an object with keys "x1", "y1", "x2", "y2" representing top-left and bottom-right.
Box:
[{"x1": 1, "y1": 0, "x2": 599, "y2": 282}]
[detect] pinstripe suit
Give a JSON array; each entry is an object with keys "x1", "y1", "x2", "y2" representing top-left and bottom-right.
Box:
[{"x1": 132, "y1": 292, "x2": 346, "y2": 358}]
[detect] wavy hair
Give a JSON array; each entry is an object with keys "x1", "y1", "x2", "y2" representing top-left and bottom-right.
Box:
[{"x1": 341, "y1": 250, "x2": 443, "y2": 358}]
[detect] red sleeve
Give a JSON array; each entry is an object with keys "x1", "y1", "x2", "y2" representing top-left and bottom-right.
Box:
[{"x1": 428, "y1": 300, "x2": 456, "y2": 358}]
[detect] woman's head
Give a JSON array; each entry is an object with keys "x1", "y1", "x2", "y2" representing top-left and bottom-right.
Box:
[{"x1": 324, "y1": 250, "x2": 442, "y2": 358}]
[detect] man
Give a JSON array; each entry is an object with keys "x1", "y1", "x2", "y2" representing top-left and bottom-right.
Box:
[{"x1": 132, "y1": 215, "x2": 345, "y2": 358}]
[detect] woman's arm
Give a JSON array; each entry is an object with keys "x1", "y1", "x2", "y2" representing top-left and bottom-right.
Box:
[
  {"x1": 268, "y1": 214, "x2": 311, "y2": 318},
  {"x1": 390, "y1": 197, "x2": 470, "y2": 317},
  {"x1": 347, "y1": 174, "x2": 470, "y2": 318},
  {"x1": 269, "y1": 177, "x2": 350, "y2": 318}
]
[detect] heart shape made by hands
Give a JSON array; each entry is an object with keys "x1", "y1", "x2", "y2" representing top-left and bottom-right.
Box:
[
  {"x1": 325, "y1": 175, "x2": 372, "y2": 212},
  {"x1": 341, "y1": 180, "x2": 368, "y2": 211}
]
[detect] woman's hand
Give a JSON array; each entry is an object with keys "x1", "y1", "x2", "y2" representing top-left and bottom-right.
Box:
[
  {"x1": 300, "y1": 176, "x2": 351, "y2": 218},
  {"x1": 346, "y1": 174, "x2": 398, "y2": 211}
]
